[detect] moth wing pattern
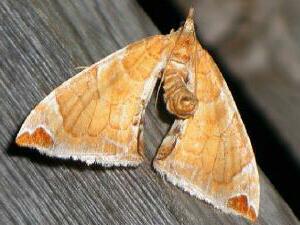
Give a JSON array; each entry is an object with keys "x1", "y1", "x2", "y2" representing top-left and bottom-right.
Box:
[
  {"x1": 154, "y1": 43, "x2": 260, "y2": 221},
  {"x1": 16, "y1": 35, "x2": 172, "y2": 167}
]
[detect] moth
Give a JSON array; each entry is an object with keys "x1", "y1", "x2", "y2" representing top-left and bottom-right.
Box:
[{"x1": 16, "y1": 9, "x2": 259, "y2": 221}]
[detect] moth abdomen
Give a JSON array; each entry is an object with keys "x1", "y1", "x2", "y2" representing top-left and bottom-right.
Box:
[{"x1": 163, "y1": 70, "x2": 198, "y2": 119}]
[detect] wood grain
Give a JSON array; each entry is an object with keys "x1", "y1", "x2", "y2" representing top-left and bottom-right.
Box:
[{"x1": 0, "y1": 0, "x2": 299, "y2": 224}]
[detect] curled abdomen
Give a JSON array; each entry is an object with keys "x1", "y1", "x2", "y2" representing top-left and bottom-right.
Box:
[{"x1": 163, "y1": 69, "x2": 198, "y2": 119}]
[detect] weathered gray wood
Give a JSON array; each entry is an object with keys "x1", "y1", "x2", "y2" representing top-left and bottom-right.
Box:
[{"x1": 0, "y1": 0, "x2": 298, "y2": 225}]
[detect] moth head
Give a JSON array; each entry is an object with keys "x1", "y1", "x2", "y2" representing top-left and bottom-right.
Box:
[{"x1": 183, "y1": 8, "x2": 195, "y2": 34}]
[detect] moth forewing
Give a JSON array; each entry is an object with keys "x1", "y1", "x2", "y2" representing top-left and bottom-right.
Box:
[
  {"x1": 154, "y1": 9, "x2": 260, "y2": 222},
  {"x1": 16, "y1": 35, "x2": 173, "y2": 166}
]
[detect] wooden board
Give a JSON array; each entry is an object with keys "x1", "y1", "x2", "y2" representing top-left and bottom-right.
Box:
[{"x1": 0, "y1": 0, "x2": 299, "y2": 224}]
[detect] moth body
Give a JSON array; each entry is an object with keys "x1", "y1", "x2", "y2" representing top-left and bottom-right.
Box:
[{"x1": 163, "y1": 11, "x2": 198, "y2": 119}]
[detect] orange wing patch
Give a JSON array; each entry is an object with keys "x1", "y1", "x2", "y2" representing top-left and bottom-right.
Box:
[
  {"x1": 16, "y1": 127, "x2": 53, "y2": 148},
  {"x1": 227, "y1": 195, "x2": 257, "y2": 222}
]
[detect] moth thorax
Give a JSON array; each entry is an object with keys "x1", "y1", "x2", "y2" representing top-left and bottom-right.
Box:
[{"x1": 163, "y1": 70, "x2": 198, "y2": 119}]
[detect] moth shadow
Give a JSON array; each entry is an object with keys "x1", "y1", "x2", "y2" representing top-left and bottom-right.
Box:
[{"x1": 152, "y1": 79, "x2": 176, "y2": 124}]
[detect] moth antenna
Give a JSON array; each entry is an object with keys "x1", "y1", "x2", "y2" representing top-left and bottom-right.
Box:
[
  {"x1": 154, "y1": 74, "x2": 162, "y2": 108},
  {"x1": 74, "y1": 66, "x2": 88, "y2": 70}
]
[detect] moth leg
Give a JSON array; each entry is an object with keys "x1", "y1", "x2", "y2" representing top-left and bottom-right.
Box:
[{"x1": 155, "y1": 120, "x2": 184, "y2": 160}]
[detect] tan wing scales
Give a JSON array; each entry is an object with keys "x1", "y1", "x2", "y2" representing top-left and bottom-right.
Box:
[
  {"x1": 16, "y1": 35, "x2": 174, "y2": 166},
  {"x1": 154, "y1": 36, "x2": 259, "y2": 221}
]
